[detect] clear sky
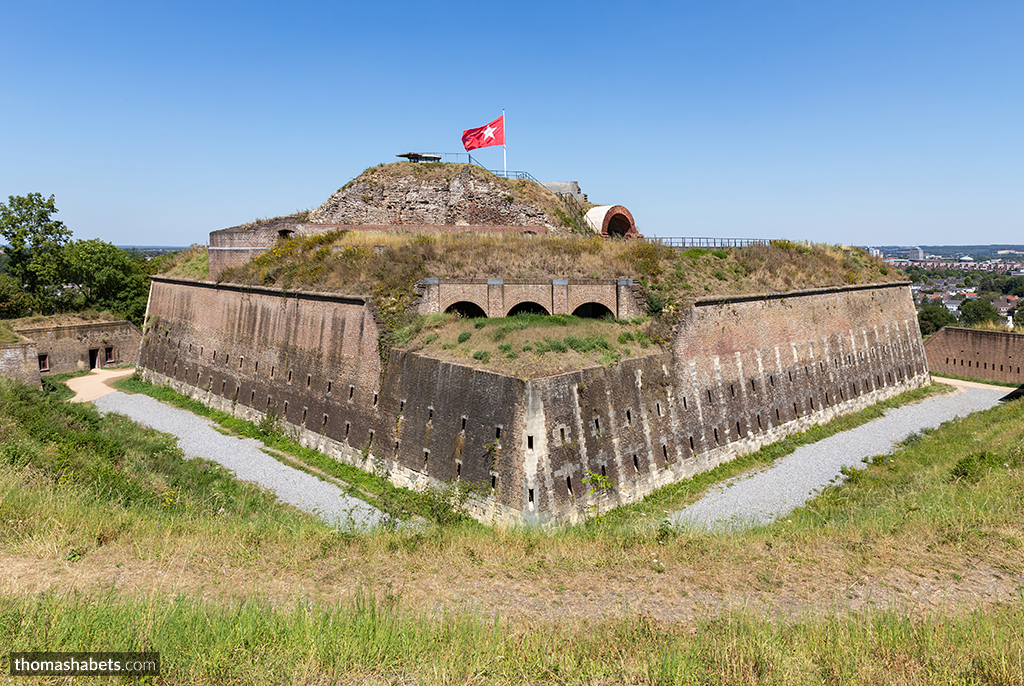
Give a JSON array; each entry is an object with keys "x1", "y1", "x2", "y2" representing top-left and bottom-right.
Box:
[{"x1": 2, "y1": 1, "x2": 1021, "y2": 247}]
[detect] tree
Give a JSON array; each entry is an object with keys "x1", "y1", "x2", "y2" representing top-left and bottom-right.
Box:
[
  {"x1": 65, "y1": 239, "x2": 150, "y2": 324},
  {"x1": 918, "y1": 303, "x2": 958, "y2": 336},
  {"x1": 958, "y1": 298, "x2": 1001, "y2": 327},
  {"x1": 0, "y1": 273, "x2": 27, "y2": 318},
  {"x1": 1015, "y1": 308, "x2": 1024, "y2": 330},
  {"x1": 0, "y1": 193, "x2": 72, "y2": 311}
]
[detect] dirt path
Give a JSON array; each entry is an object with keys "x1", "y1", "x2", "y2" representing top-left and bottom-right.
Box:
[{"x1": 66, "y1": 367, "x2": 136, "y2": 403}]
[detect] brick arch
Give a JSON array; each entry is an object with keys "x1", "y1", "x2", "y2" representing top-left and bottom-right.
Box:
[
  {"x1": 438, "y1": 287, "x2": 490, "y2": 318},
  {"x1": 583, "y1": 205, "x2": 640, "y2": 239},
  {"x1": 566, "y1": 288, "x2": 618, "y2": 319}
]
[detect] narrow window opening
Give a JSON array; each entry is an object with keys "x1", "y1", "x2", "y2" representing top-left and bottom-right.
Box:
[
  {"x1": 491, "y1": 474, "x2": 496, "y2": 490},
  {"x1": 270, "y1": 365, "x2": 275, "y2": 378},
  {"x1": 527, "y1": 435, "x2": 534, "y2": 450},
  {"x1": 594, "y1": 416, "x2": 601, "y2": 433},
  {"x1": 344, "y1": 422, "x2": 350, "y2": 438},
  {"x1": 323, "y1": 414, "x2": 328, "y2": 430},
  {"x1": 368, "y1": 430, "x2": 374, "y2": 447},
  {"x1": 689, "y1": 436, "x2": 694, "y2": 451},
  {"x1": 302, "y1": 408, "x2": 307, "y2": 423},
  {"x1": 400, "y1": 400, "x2": 405, "y2": 412},
  {"x1": 683, "y1": 396, "x2": 688, "y2": 409},
  {"x1": 423, "y1": 451, "x2": 429, "y2": 470},
  {"x1": 633, "y1": 454, "x2": 640, "y2": 471},
  {"x1": 349, "y1": 385, "x2": 354, "y2": 399},
  {"x1": 793, "y1": 402, "x2": 798, "y2": 417},
  {"x1": 730, "y1": 384, "x2": 735, "y2": 397},
  {"x1": 224, "y1": 354, "x2": 228, "y2": 366},
  {"x1": 239, "y1": 356, "x2": 243, "y2": 369},
  {"x1": 788, "y1": 370, "x2": 793, "y2": 382},
  {"x1": 809, "y1": 396, "x2": 814, "y2": 409},
  {"x1": 395, "y1": 441, "x2": 400, "y2": 455},
  {"x1": 495, "y1": 426, "x2": 502, "y2": 440},
  {"x1": 428, "y1": 407, "x2": 433, "y2": 420},
  {"x1": 751, "y1": 379, "x2": 755, "y2": 392},
  {"x1": 221, "y1": 380, "x2": 225, "y2": 394},
  {"x1": 566, "y1": 476, "x2": 573, "y2": 496},
  {"x1": 626, "y1": 409, "x2": 632, "y2": 425},
  {"x1": 254, "y1": 360, "x2": 259, "y2": 374},
  {"x1": 284, "y1": 401, "x2": 289, "y2": 415},
  {"x1": 250, "y1": 390, "x2": 255, "y2": 404},
  {"x1": 373, "y1": 393, "x2": 378, "y2": 407},
  {"x1": 267, "y1": 396, "x2": 271, "y2": 410},
  {"x1": 736, "y1": 421, "x2": 741, "y2": 437},
  {"x1": 662, "y1": 444, "x2": 668, "y2": 459},
  {"x1": 656, "y1": 403, "x2": 662, "y2": 417},
  {"x1": 714, "y1": 428, "x2": 719, "y2": 444},
  {"x1": 560, "y1": 427, "x2": 566, "y2": 443},
  {"x1": 461, "y1": 416, "x2": 466, "y2": 430},
  {"x1": 306, "y1": 374, "x2": 311, "y2": 389},
  {"x1": 529, "y1": 488, "x2": 534, "y2": 504},
  {"x1": 37, "y1": 354, "x2": 49, "y2": 371},
  {"x1": 825, "y1": 392, "x2": 830, "y2": 405},
  {"x1": 757, "y1": 414, "x2": 762, "y2": 430},
  {"x1": 213, "y1": 350, "x2": 216, "y2": 361},
  {"x1": 776, "y1": 408, "x2": 780, "y2": 421},
  {"x1": 455, "y1": 462, "x2": 461, "y2": 477},
  {"x1": 601, "y1": 465, "x2": 606, "y2": 477},
  {"x1": 327, "y1": 380, "x2": 331, "y2": 393},
  {"x1": 707, "y1": 389, "x2": 712, "y2": 403},
  {"x1": 770, "y1": 375, "x2": 775, "y2": 387}
]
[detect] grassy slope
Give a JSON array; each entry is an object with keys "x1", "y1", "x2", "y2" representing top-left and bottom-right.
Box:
[
  {"x1": 0, "y1": 321, "x2": 19, "y2": 344},
  {"x1": 2, "y1": 376, "x2": 1023, "y2": 683}
]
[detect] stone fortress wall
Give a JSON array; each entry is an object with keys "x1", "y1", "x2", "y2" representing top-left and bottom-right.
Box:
[
  {"x1": 923, "y1": 326, "x2": 1024, "y2": 385},
  {"x1": 138, "y1": 277, "x2": 928, "y2": 526},
  {"x1": 13, "y1": 320, "x2": 141, "y2": 374}
]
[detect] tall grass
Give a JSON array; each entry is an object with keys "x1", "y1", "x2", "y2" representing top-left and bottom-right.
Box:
[{"x1": 1, "y1": 590, "x2": 1021, "y2": 685}]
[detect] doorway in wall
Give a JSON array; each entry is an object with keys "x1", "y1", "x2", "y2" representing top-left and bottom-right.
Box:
[{"x1": 89, "y1": 349, "x2": 99, "y2": 369}]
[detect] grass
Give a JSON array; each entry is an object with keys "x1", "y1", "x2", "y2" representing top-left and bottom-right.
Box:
[
  {"x1": 112, "y1": 373, "x2": 475, "y2": 525},
  {"x1": 397, "y1": 312, "x2": 656, "y2": 377},
  {"x1": 158, "y1": 244, "x2": 210, "y2": 280},
  {"x1": 3, "y1": 309, "x2": 122, "y2": 330},
  {"x1": 2, "y1": 374, "x2": 1024, "y2": 682},
  {"x1": 2, "y1": 591, "x2": 1022, "y2": 685},
  {"x1": 0, "y1": 321, "x2": 20, "y2": 344}
]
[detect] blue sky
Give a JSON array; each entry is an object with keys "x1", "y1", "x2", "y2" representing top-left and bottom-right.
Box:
[{"x1": 1, "y1": 1, "x2": 1021, "y2": 247}]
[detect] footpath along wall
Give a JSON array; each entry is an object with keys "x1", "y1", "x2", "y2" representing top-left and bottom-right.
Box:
[{"x1": 138, "y1": 278, "x2": 928, "y2": 525}]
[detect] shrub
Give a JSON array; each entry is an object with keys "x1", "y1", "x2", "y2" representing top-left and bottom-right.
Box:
[
  {"x1": 472, "y1": 350, "x2": 490, "y2": 363},
  {"x1": 457, "y1": 331, "x2": 471, "y2": 344}
]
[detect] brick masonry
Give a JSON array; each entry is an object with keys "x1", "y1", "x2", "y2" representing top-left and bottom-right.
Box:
[
  {"x1": 923, "y1": 327, "x2": 1024, "y2": 385},
  {"x1": 416, "y1": 279, "x2": 644, "y2": 319},
  {"x1": 138, "y1": 279, "x2": 928, "y2": 526},
  {"x1": 0, "y1": 338, "x2": 42, "y2": 388},
  {"x1": 12, "y1": 321, "x2": 141, "y2": 375}
]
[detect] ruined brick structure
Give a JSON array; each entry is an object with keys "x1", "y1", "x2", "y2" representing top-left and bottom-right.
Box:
[
  {"x1": 138, "y1": 277, "x2": 928, "y2": 525},
  {"x1": 923, "y1": 327, "x2": 1024, "y2": 385},
  {"x1": 0, "y1": 336, "x2": 42, "y2": 388},
  {"x1": 5, "y1": 319, "x2": 141, "y2": 377}
]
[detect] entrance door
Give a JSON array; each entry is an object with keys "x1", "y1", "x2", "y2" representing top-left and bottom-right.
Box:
[{"x1": 89, "y1": 349, "x2": 99, "y2": 369}]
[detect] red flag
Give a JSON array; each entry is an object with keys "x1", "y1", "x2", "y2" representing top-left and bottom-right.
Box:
[{"x1": 461, "y1": 115, "x2": 505, "y2": 151}]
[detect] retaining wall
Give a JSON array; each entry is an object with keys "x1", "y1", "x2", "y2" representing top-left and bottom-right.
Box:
[
  {"x1": 923, "y1": 327, "x2": 1024, "y2": 385},
  {"x1": 138, "y1": 279, "x2": 929, "y2": 526},
  {"x1": 0, "y1": 338, "x2": 42, "y2": 388},
  {"x1": 12, "y1": 320, "x2": 141, "y2": 374}
]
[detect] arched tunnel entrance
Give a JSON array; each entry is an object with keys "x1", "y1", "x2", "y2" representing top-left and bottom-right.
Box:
[
  {"x1": 606, "y1": 214, "x2": 631, "y2": 238},
  {"x1": 507, "y1": 301, "x2": 550, "y2": 317},
  {"x1": 445, "y1": 301, "x2": 487, "y2": 318},
  {"x1": 572, "y1": 302, "x2": 614, "y2": 319}
]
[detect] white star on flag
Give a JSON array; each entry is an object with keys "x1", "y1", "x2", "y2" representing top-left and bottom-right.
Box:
[{"x1": 482, "y1": 125, "x2": 496, "y2": 140}]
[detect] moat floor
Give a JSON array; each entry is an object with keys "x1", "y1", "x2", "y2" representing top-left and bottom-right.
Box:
[
  {"x1": 671, "y1": 379, "x2": 1008, "y2": 530},
  {"x1": 93, "y1": 391, "x2": 386, "y2": 529}
]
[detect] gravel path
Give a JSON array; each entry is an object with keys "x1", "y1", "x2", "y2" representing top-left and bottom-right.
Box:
[
  {"x1": 670, "y1": 384, "x2": 1008, "y2": 530},
  {"x1": 94, "y1": 391, "x2": 386, "y2": 529}
]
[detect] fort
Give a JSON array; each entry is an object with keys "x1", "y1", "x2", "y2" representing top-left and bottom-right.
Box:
[
  {"x1": 137, "y1": 161, "x2": 930, "y2": 525},
  {"x1": 923, "y1": 326, "x2": 1024, "y2": 385}
]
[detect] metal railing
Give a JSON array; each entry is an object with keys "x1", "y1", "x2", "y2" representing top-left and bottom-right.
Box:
[
  {"x1": 644, "y1": 237, "x2": 771, "y2": 249},
  {"x1": 556, "y1": 192, "x2": 589, "y2": 233}
]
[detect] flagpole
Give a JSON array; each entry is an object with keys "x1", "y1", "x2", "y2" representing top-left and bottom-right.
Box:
[{"x1": 502, "y1": 108, "x2": 506, "y2": 178}]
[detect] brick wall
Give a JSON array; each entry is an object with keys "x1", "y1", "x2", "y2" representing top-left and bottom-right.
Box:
[
  {"x1": 137, "y1": 278, "x2": 929, "y2": 526},
  {"x1": 0, "y1": 339, "x2": 42, "y2": 388},
  {"x1": 924, "y1": 327, "x2": 1024, "y2": 385},
  {"x1": 12, "y1": 321, "x2": 141, "y2": 375},
  {"x1": 418, "y1": 278, "x2": 643, "y2": 319}
]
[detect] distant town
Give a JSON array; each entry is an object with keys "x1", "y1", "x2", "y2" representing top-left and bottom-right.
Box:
[{"x1": 867, "y1": 244, "x2": 1024, "y2": 332}]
